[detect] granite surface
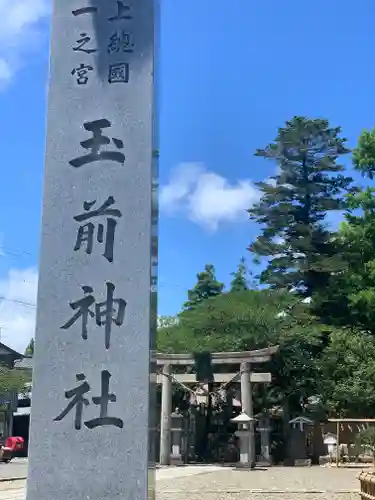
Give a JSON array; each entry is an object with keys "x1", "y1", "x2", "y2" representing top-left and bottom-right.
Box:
[{"x1": 26, "y1": 2, "x2": 155, "y2": 500}]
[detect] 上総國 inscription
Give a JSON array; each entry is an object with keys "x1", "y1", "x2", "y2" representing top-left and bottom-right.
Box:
[
  {"x1": 108, "y1": 31, "x2": 134, "y2": 54},
  {"x1": 108, "y1": 63, "x2": 130, "y2": 84},
  {"x1": 108, "y1": 1, "x2": 132, "y2": 22},
  {"x1": 71, "y1": 2, "x2": 134, "y2": 86}
]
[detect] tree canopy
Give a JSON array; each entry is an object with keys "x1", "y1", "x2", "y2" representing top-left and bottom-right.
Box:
[
  {"x1": 159, "y1": 289, "x2": 293, "y2": 354},
  {"x1": 184, "y1": 264, "x2": 224, "y2": 310},
  {"x1": 157, "y1": 116, "x2": 375, "y2": 421},
  {"x1": 230, "y1": 258, "x2": 249, "y2": 292},
  {"x1": 352, "y1": 127, "x2": 375, "y2": 179},
  {"x1": 248, "y1": 116, "x2": 354, "y2": 296},
  {"x1": 24, "y1": 338, "x2": 35, "y2": 357},
  {"x1": 0, "y1": 365, "x2": 28, "y2": 397},
  {"x1": 317, "y1": 329, "x2": 375, "y2": 418}
]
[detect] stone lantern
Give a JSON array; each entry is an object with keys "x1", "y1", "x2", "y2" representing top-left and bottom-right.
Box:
[
  {"x1": 323, "y1": 432, "x2": 337, "y2": 459},
  {"x1": 287, "y1": 416, "x2": 314, "y2": 466},
  {"x1": 170, "y1": 408, "x2": 183, "y2": 465},
  {"x1": 231, "y1": 412, "x2": 257, "y2": 469},
  {"x1": 257, "y1": 413, "x2": 271, "y2": 465}
]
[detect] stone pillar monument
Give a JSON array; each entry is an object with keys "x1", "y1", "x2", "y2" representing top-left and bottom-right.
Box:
[
  {"x1": 26, "y1": 2, "x2": 157, "y2": 500},
  {"x1": 258, "y1": 414, "x2": 271, "y2": 465}
]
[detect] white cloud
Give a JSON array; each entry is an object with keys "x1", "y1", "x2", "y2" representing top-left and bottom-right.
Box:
[
  {"x1": 160, "y1": 163, "x2": 260, "y2": 231},
  {"x1": 0, "y1": 268, "x2": 38, "y2": 354},
  {"x1": 0, "y1": 0, "x2": 50, "y2": 86}
]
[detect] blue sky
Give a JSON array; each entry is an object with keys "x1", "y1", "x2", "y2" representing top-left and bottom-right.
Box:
[{"x1": 0, "y1": 0, "x2": 374, "y2": 352}]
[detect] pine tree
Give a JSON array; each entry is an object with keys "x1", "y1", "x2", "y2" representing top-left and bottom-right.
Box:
[
  {"x1": 352, "y1": 127, "x2": 375, "y2": 179},
  {"x1": 184, "y1": 264, "x2": 224, "y2": 310},
  {"x1": 230, "y1": 257, "x2": 249, "y2": 292},
  {"x1": 248, "y1": 116, "x2": 354, "y2": 296},
  {"x1": 24, "y1": 338, "x2": 34, "y2": 357}
]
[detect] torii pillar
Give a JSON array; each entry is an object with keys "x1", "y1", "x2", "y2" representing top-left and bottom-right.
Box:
[
  {"x1": 159, "y1": 364, "x2": 172, "y2": 465},
  {"x1": 240, "y1": 361, "x2": 255, "y2": 467}
]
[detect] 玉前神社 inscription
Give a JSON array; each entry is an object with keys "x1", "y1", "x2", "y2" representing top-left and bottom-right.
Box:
[
  {"x1": 69, "y1": 119, "x2": 125, "y2": 168},
  {"x1": 73, "y1": 196, "x2": 122, "y2": 263},
  {"x1": 71, "y1": 2, "x2": 134, "y2": 86},
  {"x1": 26, "y1": 1, "x2": 156, "y2": 500},
  {"x1": 54, "y1": 370, "x2": 124, "y2": 430},
  {"x1": 61, "y1": 281, "x2": 127, "y2": 350}
]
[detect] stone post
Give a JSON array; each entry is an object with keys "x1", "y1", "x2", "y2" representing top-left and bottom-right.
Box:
[
  {"x1": 240, "y1": 362, "x2": 255, "y2": 467},
  {"x1": 160, "y1": 364, "x2": 172, "y2": 465},
  {"x1": 259, "y1": 415, "x2": 271, "y2": 464},
  {"x1": 25, "y1": 3, "x2": 156, "y2": 500},
  {"x1": 170, "y1": 410, "x2": 183, "y2": 465}
]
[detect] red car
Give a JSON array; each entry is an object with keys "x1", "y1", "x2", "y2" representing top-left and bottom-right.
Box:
[{"x1": 0, "y1": 437, "x2": 24, "y2": 463}]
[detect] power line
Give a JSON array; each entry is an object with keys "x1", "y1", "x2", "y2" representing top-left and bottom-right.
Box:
[
  {"x1": 0, "y1": 297, "x2": 36, "y2": 308},
  {"x1": 0, "y1": 240, "x2": 191, "y2": 310},
  {"x1": 0, "y1": 246, "x2": 35, "y2": 258},
  {"x1": 0, "y1": 282, "x2": 187, "y2": 310},
  {"x1": 0, "y1": 249, "x2": 198, "y2": 291}
]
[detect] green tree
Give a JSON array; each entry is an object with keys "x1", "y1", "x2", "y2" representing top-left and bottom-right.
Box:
[
  {"x1": 314, "y1": 188, "x2": 375, "y2": 332},
  {"x1": 24, "y1": 338, "x2": 34, "y2": 356},
  {"x1": 230, "y1": 257, "x2": 249, "y2": 292},
  {"x1": 267, "y1": 320, "x2": 329, "y2": 461},
  {"x1": 0, "y1": 364, "x2": 28, "y2": 396},
  {"x1": 158, "y1": 287, "x2": 327, "y2": 425},
  {"x1": 317, "y1": 328, "x2": 375, "y2": 417},
  {"x1": 352, "y1": 127, "x2": 375, "y2": 179},
  {"x1": 184, "y1": 264, "x2": 224, "y2": 310},
  {"x1": 158, "y1": 289, "x2": 294, "y2": 353},
  {"x1": 248, "y1": 116, "x2": 354, "y2": 296},
  {"x1": 157, "y1": 316, "x2": 178, "y2": 329},
  {"x1": 314, "y1": 128, "x2": 375, "y2": 328},
  {"x1": 356, "y1": 426, "x2": 375, "y2": 464}
]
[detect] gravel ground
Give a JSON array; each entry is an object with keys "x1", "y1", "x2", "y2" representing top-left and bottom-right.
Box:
[
  {"x1": 158, "y1": 494, "x2": 359, "y2": 500},
  {"x1": 157, "y1": 466, "x2": 361, "y2": 500},
  {"x1": 0, "y1": 465, "x2": 363, "y2": 500}
]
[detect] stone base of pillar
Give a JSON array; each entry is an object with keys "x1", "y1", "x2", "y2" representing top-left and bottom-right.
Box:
[
  {"x1": 235, "y1": 428, "x2": 256, "y2": 469},
  {"x1": 259, "y1": 446, "x2": 271, "y2": 466},
  {"x1": 170, "y1": 445, "x2": 183, "y2": 465},
  {"x1": 234, "y1": 461, "x2": 256, "y2": 470},
  {"x1": 257, "y1": 458, "x2": 271, "y2": 467}
]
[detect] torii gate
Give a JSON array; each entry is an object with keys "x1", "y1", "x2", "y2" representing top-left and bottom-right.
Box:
[{"x1": 156, "y1": 346, "x2": 278, "y2": 465}]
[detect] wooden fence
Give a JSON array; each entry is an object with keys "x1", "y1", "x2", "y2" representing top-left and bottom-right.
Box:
[{"x1": 359, "y1": 471, "x2": 375, "y2": 499}]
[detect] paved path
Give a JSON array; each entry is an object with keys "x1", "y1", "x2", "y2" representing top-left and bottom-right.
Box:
[
  {"x1": 0, "y1": 465, "x2": 363, "y2": 500},
  {"x1": 0, "y1": 460, "x2": 27, "y2": 481},
  {"x1": 0, "y1": 465, "x2": 224, "y2": 499},
  {"x1": 157, "y1": 466, "x2": 361, "y2": 500},
  {"x1": 156, "y1": 465, "x2": 223, "y2": 481}
]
